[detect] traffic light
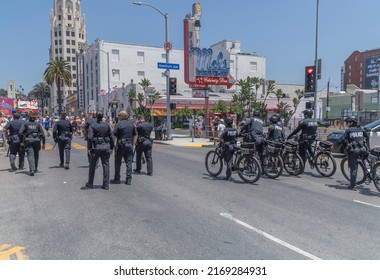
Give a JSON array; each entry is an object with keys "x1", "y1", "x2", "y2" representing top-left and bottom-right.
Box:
[
  {"x1": 169, "y1": 77, "x2": 177, "y2": 95},
  {"x1": 305, "y1": 101, "x2": 314, "y2": 109},
  {"x1": 305, "y1": 66, "x2": 316, "y2": 93}
]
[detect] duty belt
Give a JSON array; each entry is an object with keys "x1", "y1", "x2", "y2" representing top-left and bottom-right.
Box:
[
  {"x1": 118, "y1": 138, "x2": 132, "y2": 145},
  {"x1": 93, "y1": 137, "x2": 110, "y2": 144}
]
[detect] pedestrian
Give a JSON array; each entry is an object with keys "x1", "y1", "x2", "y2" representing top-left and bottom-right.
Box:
[
  {"x1": 219, "y1": 117, "x2": 238, "y2": 181},
  {"x1": 53, "y1": 112, "x2": 73, "y2": 169},
  {"x1": 43, "y1": 116, "x2": 51, "y2": 137},
  {"x1": 19, "y1": 112, "x2": 46, "y2": 176},
  {"x1": 3, "y1": 112, "x2": 25, "y2": 171},
  {"x1": 342, "y1": 116, "x2": 369, "y2": 190},
  {"x1": 212, "y1": 116, "x2": 220, "y2": 144},
  {"x1": 86, "y1": 111, "x2": 114, "y2": 190},
  {"x1": 217, "y1": 118, "x2": 226, "y2": 140},
  {"x1": 134, "y1": 115, "x2": 153, "y2": 176},
  {"x1": 110, "y1": 111, "x2": 137, "y2": 185}
]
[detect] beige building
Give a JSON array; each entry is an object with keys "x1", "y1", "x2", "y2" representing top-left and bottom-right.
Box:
[{"x1": 49, "y1": 0, "x2": 87, "y2": 116}]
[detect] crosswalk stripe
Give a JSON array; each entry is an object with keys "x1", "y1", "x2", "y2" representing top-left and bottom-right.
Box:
[
  {"x1": 71, "y1": 142, "x2": 87, "y2": 150},
  {"x1": 0, "y1": 246, "x2": 26, "y2": 260},
  {"x1": 0, "y1": 244, "x2": 11, "y2": 251}
]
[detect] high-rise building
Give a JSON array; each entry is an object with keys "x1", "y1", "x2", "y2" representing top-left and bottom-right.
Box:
[
  {"x1": 49, "y1": 0, "x2": 87, "y2": 116},
  {"x1": 343, "y1": 48, "x2": 380, "y2": 91}
]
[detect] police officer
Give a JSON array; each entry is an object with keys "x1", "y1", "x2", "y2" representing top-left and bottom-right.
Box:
[
  {"x1": 19, "y1": 112, "x2": 46, "y2": 176},
  {"x1": 86, "y1": 111, "x2": 114, "y2": 190},
  {"x1": 287, "y1": 109, "x2": 318, "y2": 165},
  {"x1": 220, "y1": 117, "x2": 238, "y2": 181},
  {"x1": 134, "y1": 115, "x2": 153, "y2": 176},
  {"x1": 53, "y1": 112, "x2": 73, "y2": 169},
  {"x1": 83, "y1": 112, "x2": 97, "y2": 164},
  {"x1": 267, "y1": 115, "x2": 284, "y2": 142},
  {"x1": 110, "y1": 111, "x2": 137, "y2": 185},
  {"x1": 342, "y1": 116, "x2": 369, "y2": 190},
  {"x1": 240, "y1": 110, "x2": 265, "y2": 160},
  {"x1": 3, "y1": 112, "x2": 25, "y2": 171}
]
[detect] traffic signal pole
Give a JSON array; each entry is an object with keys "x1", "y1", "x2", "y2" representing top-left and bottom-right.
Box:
[{"x1": 313, "y1": 0, "x2": 319, "y2": 121}]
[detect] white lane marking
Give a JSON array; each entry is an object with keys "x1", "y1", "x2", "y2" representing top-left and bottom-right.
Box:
[
  {"x1": 220, "y1": 213, "x2": 322, "y2": 260},
  {"x1": 354, "y1": 200, "x2": 380, "y2": 208}
]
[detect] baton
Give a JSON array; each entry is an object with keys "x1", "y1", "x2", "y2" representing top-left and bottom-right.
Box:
[
  {"x1": 6, "y1": 146, "x2": 10, "y2": 157},
  {"x1": 52, "y1": 142, "x2": 57, "y2": 150}
]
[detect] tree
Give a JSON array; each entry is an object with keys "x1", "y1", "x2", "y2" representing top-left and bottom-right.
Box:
[
  {"x1": 274, "y1": 89, "x2": 284, "y2": 105},
  {"x1": 43, "y1": 57, "x2": 72, "y2": 115},
  {"x1": 147, "y1": 91, "x2": 162, "y2": 125},
  {"x1": 210, "y1": 100, "x2": 228, "y2": 115},
  {"x1": 252, "y1": 77, "x2": 265, "y2": 99},
  {"x1": 0, "y1": 89, "x2": 7, "y2": 97},
  {"x1": 175, "y1": 105, "x2": 193, "y2": 119},
  {"x1": 30, "y1": 82, "x2": 50, "y2": 111},
  {"x1": 263, "y1": 82, "x2": 275, "y2": 103},
  {"x1": 138, "y1": 78, "x2": 151, "y2": 95}
]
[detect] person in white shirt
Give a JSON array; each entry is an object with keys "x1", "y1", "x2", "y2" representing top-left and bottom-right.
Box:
[{"x1": 217, "y1": 119, "x2": 226, "y2": 138}]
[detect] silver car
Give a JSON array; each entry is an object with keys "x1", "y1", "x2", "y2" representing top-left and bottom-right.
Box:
[{"x1": 363, "y1": 120, "x2": 380, "y2": 148}]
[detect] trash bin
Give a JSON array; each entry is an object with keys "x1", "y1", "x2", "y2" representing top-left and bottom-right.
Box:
[{"x1": 155, "y1": 127, "x2": 162, "y2": 140}]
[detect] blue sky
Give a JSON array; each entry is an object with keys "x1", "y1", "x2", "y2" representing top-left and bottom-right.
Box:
[{"x1": 1, "y1": 0, "x2": 380, "y2": 94}]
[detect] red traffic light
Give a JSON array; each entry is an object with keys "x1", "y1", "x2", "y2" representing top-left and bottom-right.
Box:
[{"x1": 306, "y1": 67, "x2": 314, "y2": 75}]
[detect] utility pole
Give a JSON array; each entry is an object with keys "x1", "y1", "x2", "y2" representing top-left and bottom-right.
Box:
[{"x1": 326, "y1": 78, "x2": 330, "y2": 121}]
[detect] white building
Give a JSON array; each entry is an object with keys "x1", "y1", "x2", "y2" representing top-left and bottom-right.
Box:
[
  {"x1": 49, "y1": 0, "x2": 87, "y2": 116},
  {"x1": 83, "y1": 38, "x2": 266, "y2": 117}
]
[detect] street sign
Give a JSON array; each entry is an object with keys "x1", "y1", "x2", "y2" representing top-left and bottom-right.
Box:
[
  {"x1": 164, "y1": 42, "x2": 172, "y2": 51},
  {"x1": 157, "y1": 62, "x2": 180, "y2": 70}
]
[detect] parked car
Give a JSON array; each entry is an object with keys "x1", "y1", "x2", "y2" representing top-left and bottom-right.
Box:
[{"x1": 327, "y1": 130, "x2": 346, "y2": 154}]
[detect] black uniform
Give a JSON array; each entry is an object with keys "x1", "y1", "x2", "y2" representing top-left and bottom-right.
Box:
[
  {"x1": 241, "y1": 116, "x2": 265, "y2": 159},
  {"x1": 342, "y1": 126, "x2": 369, "y2": 188},
  {"x1": 53, "y1": 119, "x2": 73, "y2": 168},
  {"x1": 220, "y1": 127, "x2": 238, "y2": 179},
  {"x1": 87, "y1": 120, "x2": 114, "y2": 188},
  {"x1": 19, "y1": 121, "x2": 46, "y2": 174},
  {"x1": 112, "y1": 119, "x2": 136, "y2": 183},
  {"x1": 84, "y1": 118, "x2": 97, "y2": 163},
  {"x1": 3, "y1": 119, "x2": 25, "y2": 170},
  {"x1": 135, "y1": 121, "x2": 153, "y2": 175},
  {"x1": 288, "y1": 119, "x2": 318, "y2": 164},
  {"x1": 268, "y1": 123, "x2": 284, "y2": 142}
]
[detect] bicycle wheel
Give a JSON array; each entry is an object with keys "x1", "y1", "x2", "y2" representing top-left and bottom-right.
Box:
[
  {"x1": 340, "y1": 157, "x2": 366, "y2": 185},
  {"x1": 262, "y1": 155, "x2": 284, "y2": 179},
  {"x1": 314, "y1": 152, "x2": 337, "y2": 177},
  {"x1": 372, "y1": 162, "x2": 380, "y2": 192},
  {"x1": 236, "y1": 154, "x2": 261, "y2": 183},
  {"x1": 205, "y1": 150, "x2": 223, "y2": 177},
  {"x1": 283, "y1": 152, "x2": 304, "y2": 176}
]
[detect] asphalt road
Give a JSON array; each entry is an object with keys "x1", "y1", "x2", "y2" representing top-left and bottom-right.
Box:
[{"x1": 1, "y1": 136, "x2": 380, "y2": 260}]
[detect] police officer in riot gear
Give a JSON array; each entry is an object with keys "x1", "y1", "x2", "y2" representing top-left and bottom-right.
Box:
[
  {"x1": 111, "y1": 111, "x2": 137, "y2": 185},
  {"x1": 134, "y1": 115, "x2": 153, "y2": 176},
  {"x1": 3, "y1": 112, "x2": 25, "y2": 171},
  {"x1": 220, "y1": 117, "x2": 238, "y2": 181},
  {"x1": 240, "y1": 110, "x2": 265, "y2": 160},
  {"x1": 84, "y1": 112, "x2": 97, "y2": 164},
  {"x1": 267, "y1": 115, "x2": 284, "y2": 142},
  {"x1": 53, "y1": 112, "x2": 73, "y2": 169},
  {"x1": 19, "y1": 112, "x2": 46, "y2": 176},
  {"x1": 342, "y1": 116, "x2": 369, "y2": 190},
  {"x1": 287, "y1": 109, "x2": 318, "y2": 165},
  {"x1": 86, "y1": 111, "x2": 114, "y2": 190}
]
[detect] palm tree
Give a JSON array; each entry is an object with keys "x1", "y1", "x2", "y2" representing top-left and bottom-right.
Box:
[
  {"x1": 274, "y1": 89, "x2": 284, "y2": 105},
  {"x1": 263, "y1": 82, "x2": 275, "y2": 103},
  {"x1": 252, "y1": 77, "x2": 265, "y2": 99},
  {"x1": 31, "y1": 82, "x2": 50, "y2": 111},
  {"x1": 138, "y1": 78, "x2": 152, "y2": 95},
  {"x1": 211, "y1": 100, "x2": 229, "y2": 115},
  {"x1": 127, "y1": 89, "x2": 136, "y2": 114},
  {"x1": 147, "y1": 91, "x2": 162, "y2": 126},
  {"x1": 43, "y1": 57, "x2": 72, "y2": 115}
]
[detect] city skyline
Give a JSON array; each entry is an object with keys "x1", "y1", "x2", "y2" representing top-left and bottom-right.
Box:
[{"x1": 1, "y1": 0, "x2": 380, "y2": 94}]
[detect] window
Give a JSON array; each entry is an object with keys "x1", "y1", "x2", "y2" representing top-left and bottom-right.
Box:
[
  {"x1": 72, "y1": 56, "x2": 76, "y2": 62},
  {"x1": 68, "y1": 15, "x2": 72, "y2": 20},
  {"x1": 67, "y1": 48, "x2": 71, "y2": 53},
  {"x1": 137, "y1": 51, "x2": 145, "y2": 63},
  {"x1": 66, "y1": 31, "x2": 70, "y2": 36},
  {"x1": 137, "y1": 71, "x2": 145, "y2": 77},
  {"x1": 73, "y1": 74, "x2": 77, "y2": 79},
  {"x1": 55, "y1": 49, "x2": 58, "y2": 54},
  {"x1": 59, "y1": 48, "x2": 62, "y2": 54},
  {"x1": 112, "y1": 69, "x2": 120, "y2": 81},
  {"x1": 72, "y1": 65, "x2": 76, "y2": 71},
  {"x1": 71, "y1": 31, "x2": 75, "y2": 37},
  {"x1": 59, "y1": 39, "x2": 62, "y2": 45},
  {"x1": 66, "y1": 39, "x2": 70, "y2": 44},
  {"x1": 230, "y1": 60, "x2": 235, "y2": 70},
  {"x1": 59, "y1": 31, "x2": 62, "y2": 36},
  {"x1": 67, "y1": 57, "x2": 71, "y2": 61},
  {"x1": 111, "y1": 49, "x2": 120, "y2": 61},
  {"x1": 58, "y1": 15, "x2": 62, "y2": 20},
  {"x1": 72, "y1": 48, "x2": 75, "y2": 53},
  {"x1": 250, "y1": 61, "x2": 257, "y2": 71},
  {"x1": 55, "y1": 40, "x2": 58, "y2": 45},
  {"x1": 71, "y1": 40, "x2": 75, "y2": 45},
  {"x1": 54, "y1": 31, "x2": 57, "y2": 37}
]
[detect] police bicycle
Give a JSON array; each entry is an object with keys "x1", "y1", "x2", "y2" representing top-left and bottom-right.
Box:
[
  {"x1": 340, "y1": 147, "x2": 380, "y2": 192},
  {"x1": 205, "y1": 142, "x2": 262, "y2": 183},
  {"x1": 281, "y1": 139, "x2": 304, "y2": 176},
  {"x1": 261, "y1": 139, "x2": 284, "y2": 179},
  {"x1": 294, "y1": 136, "x2": 337, "y2": 177}
]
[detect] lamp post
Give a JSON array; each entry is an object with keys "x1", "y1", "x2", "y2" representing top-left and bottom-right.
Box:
[
  {"x1": 132, "y1": 1, "x2": 172, "y2": 140},
  {"x1": 95, "y1": 48, "x2": 111, "y2": 119},
  {"x1": 313, "y1": 0, "x2": 319, "y2": 121},
  {"x1": 377, "y1": 59, "x2": 380, "y2": 120}
]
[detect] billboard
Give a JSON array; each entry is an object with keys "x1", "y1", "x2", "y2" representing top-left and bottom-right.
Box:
[
  {"x1": 0, "y1": 98, "x2": 14, "y2": 116},
  {"x1": 364, "y1": 55, "x2": 380, "y2": 89}
]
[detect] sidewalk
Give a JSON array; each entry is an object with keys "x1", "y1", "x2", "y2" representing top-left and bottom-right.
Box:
[{"x1": 153, "y1": 133, "x2": 215, "y2": 148}]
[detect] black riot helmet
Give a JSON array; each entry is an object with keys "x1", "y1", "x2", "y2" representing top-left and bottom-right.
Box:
[
  {"x1": 224, "y1": 117, "x2": 233, "y2": 127},
  {"x1": 252, "y1": 110, "x2": 260, "y2": 117},
  {"x1": 344, "y1": 116, "x2": 357, "y2": 126},
  {"x1": 269, "y1": 115, "x2": 278, "y2": 123},
  {"x1": 303, "y1": 109, "x2": 313, "y2": 118},
  {"x1": 96, "y1": 111, "x2": 104, "y2": 121}
]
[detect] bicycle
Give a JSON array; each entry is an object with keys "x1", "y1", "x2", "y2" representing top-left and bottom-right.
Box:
[
  {"x1": 205, "y1": 142, "x2": 261, "y2": 183},
  {"x1": 295, "y1": 136, "x2": 337, "y2": 177},
  {"x1": 261, "y1": 140, "x2": 284, "y2": 179},
  {"x1": 282, "y1": 139, "x2": 304, "y2": 176},
  {"x1": 340, "y1": 148, "x2": 380, "y2": 192}
]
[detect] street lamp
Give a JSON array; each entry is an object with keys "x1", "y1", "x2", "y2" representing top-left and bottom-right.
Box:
[
  {"x1": 132, "y1": 1, "x2": 172, "y2": 140},
  {"x1": 313, "y1": 0, "x2": 319, "y2": 121},
  {"x1": 94, "y1": 48, "x2": 111, "y2": 119}
]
